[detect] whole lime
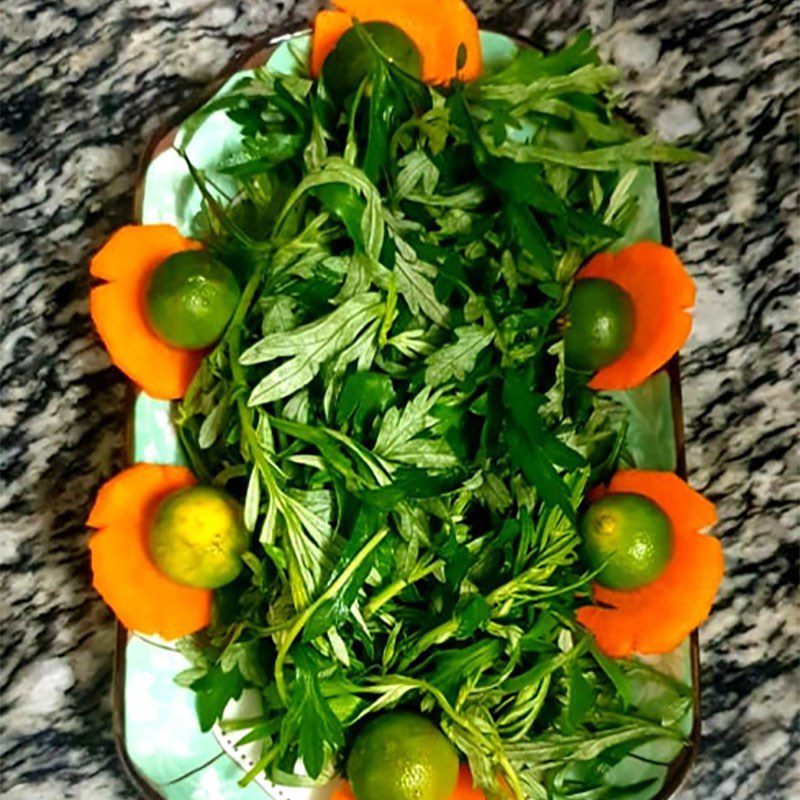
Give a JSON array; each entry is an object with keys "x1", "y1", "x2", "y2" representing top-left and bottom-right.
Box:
[
  {"x1": 323, "y1": 22, "x2": 422, "y2": 98},
  {"x1": 580, "y1": 492, "x2": 673, "y2": 591},
  {"x1": 145, "y1": 250, "x2": 240, "y2": 350},
  {"x1": 347, "y1": 712, "x2": 459, "y2": 800},
  {"x1": 148, "y1": 486, "x2": 248, "y2": 589},
  {"x1": 564, "y1": 278, "x2": 635, "y2": 372}
]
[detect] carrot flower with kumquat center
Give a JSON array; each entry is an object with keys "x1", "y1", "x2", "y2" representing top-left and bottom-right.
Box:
[
  {"x1": 89, "y1": 224, "x2": 240, "y2": 399},
  {"x1": 577, "y1": 469, "x2": 724, "y2": 658},
  {"x1": 87, "y1": 464, "x2": 249, "y2": 640},
  {"x1": 563, "y1": 242, "x2": 696, "y2": 391},
  {"x1": 87, "y1": 464, "x2": 211, "y2": 640},
  {"x1": 311, "y1": 0, "x2": 482, "y2": 86}
]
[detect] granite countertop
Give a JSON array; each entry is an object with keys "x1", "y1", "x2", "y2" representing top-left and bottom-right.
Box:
[{"x1": 1, "y1": 1, "x2": 797, "y2": 798}]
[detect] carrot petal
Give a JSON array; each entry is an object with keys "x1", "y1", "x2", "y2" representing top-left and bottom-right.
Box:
[
  {"x1": 577, "y1": 470, "x2": 723, "y2": 658},
  {"x1": 578, "y1": 242, "x2": 696, "y2": 391},
  {"x1": 87, "y1": 464, "x2": 212, "y2": 640},
  {"x1": 311, "y1": 0, "x2": 482, "y2": 84},
  {"x1": 452, "y1": 764, "x2": 488, "y2": 799},
  {"x1": 89, "y1": 225, "x2": 204, "y2": 400},
  {"x1": 330, "y1": 782, "x2": 356, "y2": 800},
  {"x1": 311, "y1": 10, "x2": 354, "y2": 77},
  {"x1": 90, "y1": 224, "x2": 199, "y2": 283}
]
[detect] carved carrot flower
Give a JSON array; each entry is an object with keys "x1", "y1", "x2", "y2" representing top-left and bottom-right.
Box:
[
  {"x1": 563, "y1": 242, "x2": 696, "y2": 391},
  {"x1": 88, "y1": 463, "x2": 249, "y2": 640},
  {"x1": 89, "y1": 225, "x2": 239, "y2": 399},
  {"x1": 87, "y1": 464, "x2": 211, "y2": 640},
  {"x1": 311, "y1": 0, "x2": 482, "y2": 85},
  {"x1": 577, "y1": 469, "x2": 723, "y2": 658}
]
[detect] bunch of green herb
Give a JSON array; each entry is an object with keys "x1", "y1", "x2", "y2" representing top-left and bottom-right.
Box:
[{"x1": 174, "y1": 28, "x2": 694, "y2": 800}]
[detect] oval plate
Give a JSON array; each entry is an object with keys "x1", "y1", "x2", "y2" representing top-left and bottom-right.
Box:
[{"x1": 112, "y1": 28, "x2": 701, "y2": 800}]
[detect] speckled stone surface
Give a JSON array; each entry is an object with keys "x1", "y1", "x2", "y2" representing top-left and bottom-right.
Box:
[{"x1": 1, "y1": 1, "x2": 797, "y2": 798}]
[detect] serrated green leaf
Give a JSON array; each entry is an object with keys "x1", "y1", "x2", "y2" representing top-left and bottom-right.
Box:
[
  {"x1": 424, "y1": 326, "x2": 494, "y2": 387},
  {"x1": 192, "y1": 663, "x2": 245, "y2": 733},
  {"x1": 396, "y1": 149, "x2": 441, "y2": 198},
  {"x1": 291, "y1": 647, "x2": 344, "y2": 778},
  {"x1": 374, "y1": 386, "x2": 448, "y2": 465},
  {"x1": 243, "y1": 294, "x2": 383, "y2": 405},
  {"x1": 391, "y1": 232, "x2": 449, "y2": 325}
]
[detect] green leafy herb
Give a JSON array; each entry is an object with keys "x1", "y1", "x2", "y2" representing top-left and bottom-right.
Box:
[
  {"x1": 424, "y1": 325, "x2": 494, "y2": 387},
  {"x1": 172, "y1": 27, "x2": 694, "y2": 799}
]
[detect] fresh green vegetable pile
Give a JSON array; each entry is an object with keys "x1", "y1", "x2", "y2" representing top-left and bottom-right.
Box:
[{"x1": 173, "y1": 28, "x2": 694, "y2": 800}]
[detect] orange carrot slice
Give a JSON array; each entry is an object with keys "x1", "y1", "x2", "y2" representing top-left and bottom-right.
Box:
[
  {"x1": 577, "y1": 470, "x2": 723, "y2": 658},
  {"x1": 88, "y1": 464, "x2": 212, "y2": 640},
  {"x1": 312, "y1": 10, "x2": 354, "y2": 78},
  {"x1": 330, "y1": 782, "x2": 356, "y2": 800},
  {"x1": 452, "y1": 764, "x2": 488, "y2": 799},
  {"x1": 89, "y1": 225, "x2": 204, "y2": 400},
  {"x1": 311, "y1": 0, "x2": 483, "y2": 84},
  {"x1": 577, "y1": 242, "x2": 695, "y2": 391}
]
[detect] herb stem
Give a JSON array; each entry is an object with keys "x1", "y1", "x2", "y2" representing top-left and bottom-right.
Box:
[
  {"x1": 398, "y1": 618, "x2": 459, "y2": 670},
  {"x1": 219, "y1": 715, "x2": 268, "y2": 733},
  {"x1": 225, "y1": 255, "x2": 288, "y2": 526},
  {"x1": 274, "y1": 526, "x2": 390, "y2": 703},
  {"x1": 239, "y1": 743, "x2": 280, "y2": 787},
  {"x1": 488, "y1": 538, "x2": 578, "y2": 606},
  {"x1": 227, "y1": 260, "x2": 266, "y2": 385},
  {"x1": 363, "y1": 560, "x2": 442, "y2": 619}
]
